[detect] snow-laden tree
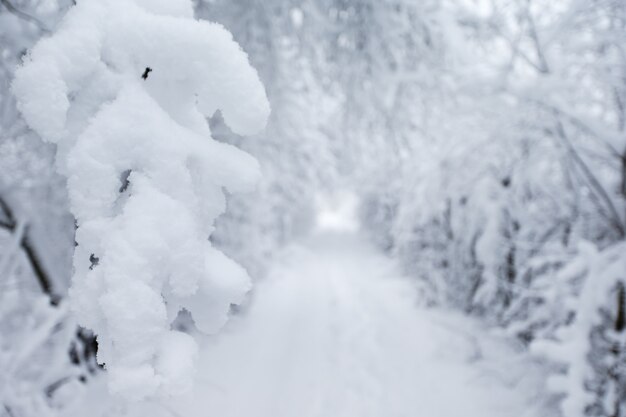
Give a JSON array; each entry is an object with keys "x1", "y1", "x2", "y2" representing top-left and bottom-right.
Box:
[{"x1": 13, "y1": 0, "x2": 269, "y2": 401}]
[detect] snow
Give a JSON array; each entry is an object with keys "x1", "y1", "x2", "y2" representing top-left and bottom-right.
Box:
[
  {"x1": 473, "y1": 176, "x2": 509, "y2": 311},
  {"x1": 12, "y1": 0, "x2": 269, "y2": 403},
  {"x1": 314, "y1": 191, "x2": 360, "y2": 232},
  {"x1": 153, "y1": 230, "x2": 552, "y2": 417},
  {"x1": 62, "y1": 229, "x2": 555, "y2": 417},
  {"x1": 531, "y1": 240, "x2": 626, "y2": 417},
  {"x1": 2, "y1": 0, "x2": 624, "y2": 414}
]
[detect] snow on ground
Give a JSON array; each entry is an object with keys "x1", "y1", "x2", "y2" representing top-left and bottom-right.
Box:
[
  {"x1": 68, "y1": 226, "x2": 557, "y2": 417},
  {"x1": 163, "y1": 230, "x2": 557, "y2": 417}
]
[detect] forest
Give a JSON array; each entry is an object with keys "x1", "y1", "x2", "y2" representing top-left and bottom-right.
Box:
[{"x1": 0, "y1": 0, "x2": 625, "y2": 416}]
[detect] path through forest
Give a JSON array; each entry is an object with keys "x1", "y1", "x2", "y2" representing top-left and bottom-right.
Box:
[{"x1": 172, "y1": 230, "x2": 554, "y2": 417}]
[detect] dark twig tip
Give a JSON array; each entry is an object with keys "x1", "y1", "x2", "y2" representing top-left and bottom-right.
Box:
[{"x1": 142, "y1": 67, "x2": 152, "y2": 80}]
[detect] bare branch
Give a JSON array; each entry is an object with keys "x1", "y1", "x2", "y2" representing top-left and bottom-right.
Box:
[
  {"x1": 523, "y1": 0, "x2": 550, "y2": 74},
  {"x1": 0, "y1": 194, "x2": 58, "y2": 302},
  {"x1": 553, "y1": 119, "x2": 625, "y2": 237}
]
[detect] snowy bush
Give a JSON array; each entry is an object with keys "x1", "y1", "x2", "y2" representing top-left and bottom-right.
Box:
[
  {"x1": 532, "y1": 241, "x2": 626, "y2": 417},
  {"x1": 0, "y1": 234, "x2": 82, "y2": 417},
  {"x1": 13, "y1": 0, "x2": 269, "y2": 402}
]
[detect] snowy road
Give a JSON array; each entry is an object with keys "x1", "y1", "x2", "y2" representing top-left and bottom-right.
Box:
[{"x1": 173, "y1": 231, "x2": 553, "y2": 417}]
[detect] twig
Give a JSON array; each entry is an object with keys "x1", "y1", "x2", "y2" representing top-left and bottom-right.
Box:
[
  {"x1": 554, "y1": 120, "x2": 625, "y2": 237},
  {"x1": 0, "y1": 0, "x2": 49, "y2": 32},
  {"x1": 0, "y1": 195, "x2": 58, "y2": 302}
]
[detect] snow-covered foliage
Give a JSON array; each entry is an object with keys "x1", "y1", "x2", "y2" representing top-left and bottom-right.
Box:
[
  {"x1": 1, "y1": 2, "x2": 90, "y2": 416},
  {"x1": 2, "y1": 0, "x2": 625, "y2": 415},
  {"x1": 13, "y1": 0, "x2": 269, "y2": 402},
  {"x1": 0, "y1": 236, "x2": 86, "y2": 416},
  {"x1": 330, "y1": 1, "x2": 626, "y2": 414},
  {"x1": 532, "y1": 241, "x2": 626, "y2": 417},
  {"x1": 188, "y1": 2, "x2": 626, "y2": 413},
  {"x1": 204, "y1": 1, "x2": 624, "y2": 414}
]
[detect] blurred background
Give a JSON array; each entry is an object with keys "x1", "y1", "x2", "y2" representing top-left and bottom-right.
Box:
[{"x1": 1, "y1": 0, "x2": 625, "y2": 415}]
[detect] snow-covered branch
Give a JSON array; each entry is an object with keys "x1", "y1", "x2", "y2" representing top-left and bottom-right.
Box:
[{"x1": 13, "y1": 0, "x2": 269, "y2": 403}]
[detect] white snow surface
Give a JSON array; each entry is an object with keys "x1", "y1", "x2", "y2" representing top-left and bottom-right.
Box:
[{"x1": 82, "y1": 230, "x2": 555, "y2": 417}]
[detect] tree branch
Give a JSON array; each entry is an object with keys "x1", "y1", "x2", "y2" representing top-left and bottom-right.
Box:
[
  {"x1": 0, "y1": 0, "x2": 49, "y2": 32},
  {"x1": 0, "y1": 195, "x2": 58, "y2": 303},
  {"x1": 553, "y1": 119, "x2": 625, "y2": 238},
  {"x1": 524, "y1": 0, "x2": 550, "y2": 74}
]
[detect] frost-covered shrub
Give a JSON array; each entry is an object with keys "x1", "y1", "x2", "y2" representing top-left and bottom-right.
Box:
[
  {"x1": 532, "y1": 241, "x2": 626, "y2": 417},
  {"x1": 360, "y1": 188, "x2": 399, "y2": 253},
  {"x1": 13, "y1": 0, "x2": 269, "y2": 402},
  {"x1": 471, "y1": 177, "x2": 519, "y2": 317},
  {"x1": 0, "y1": 220, "x2": 88, "y2": 417},
  {"x1": 0, "y1": 294, "x2": 80, "y2": 417}
]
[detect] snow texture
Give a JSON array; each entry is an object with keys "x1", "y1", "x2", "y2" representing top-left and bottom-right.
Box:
[
  {"x1": 62, "y1": 230, "x2": 555, "y2": 417},
  {"x1": 13, "y1": 0, "x2": 269, "y2": 402},
  {"x1": 170, "y1": 231, "x2": 554, "y2": 417},
  {"x1": 532, "y1": 241, "x2": 626, "y2": 417}
]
